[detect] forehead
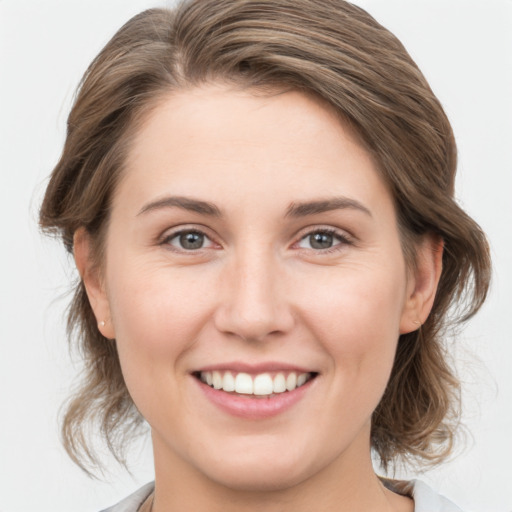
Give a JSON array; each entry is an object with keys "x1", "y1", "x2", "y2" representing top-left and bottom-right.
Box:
[{"x1": 115, "y1": 84, "x2": 392, "y2": 218}]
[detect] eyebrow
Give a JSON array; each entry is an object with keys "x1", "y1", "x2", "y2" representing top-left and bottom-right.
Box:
[
  {"x1": 137, "y1": 195, "x2": 371, "y2": 219},
  {"x1": 285, "y1": 197, "x2": 372, "y2": 218},
  {"x1": 137, "y1": 196, "x2": 222, "y2": 217}
]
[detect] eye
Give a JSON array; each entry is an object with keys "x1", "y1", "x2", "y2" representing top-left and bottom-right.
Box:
[
  {"x1": 296, "y1": 229, "x2": 349, "y2": 251},
  {"x1": 164, "y1": 230, "x2": 215, "y2": 251}
]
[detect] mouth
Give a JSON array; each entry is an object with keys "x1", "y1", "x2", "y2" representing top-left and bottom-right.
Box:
[
  {"x1": 192, "y1": 370, "x2": 318, "y2": 398},
  {"x1": 191, "y1": 363, "x2": 319, "y2": 419}
]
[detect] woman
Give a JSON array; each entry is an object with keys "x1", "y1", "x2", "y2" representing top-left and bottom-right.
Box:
[{"x1": 39, "y1": 1, "x2": 491, "y2": 510}]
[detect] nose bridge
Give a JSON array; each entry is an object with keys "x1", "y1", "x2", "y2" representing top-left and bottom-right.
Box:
[{"x1": 214, "y1": 243, "x2": 293, "y2": 341}]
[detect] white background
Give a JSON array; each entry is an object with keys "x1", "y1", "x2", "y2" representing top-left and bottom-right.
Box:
[{"x1": 0, "y1": 1, "x2": 511, "y2": 511}]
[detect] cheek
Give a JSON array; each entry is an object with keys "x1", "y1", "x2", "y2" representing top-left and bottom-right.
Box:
[
  {"x1": 104, "y1": 258, "x2": 217, "y2": 392},
  {"x1": 108, "y1": 255, "x2": 210, "y2": 339},
  {"x1": 104, "y1": 264, "x2": 216, "y2": 425},
  {"x1": 300, "y1": 260, "x2": 407, "y2": 381}
]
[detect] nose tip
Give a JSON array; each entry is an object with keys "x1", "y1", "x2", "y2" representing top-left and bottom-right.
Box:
[
  {"x1": 216, "y1": 307, "x2": 290, "y2": 343},
  {"x1": 213, "y1": 261, "x2": 294, "y2": 342}
]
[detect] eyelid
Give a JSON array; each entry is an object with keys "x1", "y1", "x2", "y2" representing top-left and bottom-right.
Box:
[
  {"x1": 292, "y1": 225, "x2": 354, "y2": 252},
  {"x1": 156, "y1": 223, "x2": 354, "y2": 253},
  {"x1": 159, "y1": 224, "x2": 221, "y2": 251}
]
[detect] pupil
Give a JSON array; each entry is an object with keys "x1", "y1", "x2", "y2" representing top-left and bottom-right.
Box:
[
  {"x1": 310, "y1": 232, "x2": 333, "y2": 249},
  {"x1": 180, "y1": 232, "x2": 204, "y2": 250}
]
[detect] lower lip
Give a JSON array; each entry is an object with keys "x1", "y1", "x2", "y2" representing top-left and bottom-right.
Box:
[{"x1": 194, "y1": 377, "x2": 315, "y2": 420}]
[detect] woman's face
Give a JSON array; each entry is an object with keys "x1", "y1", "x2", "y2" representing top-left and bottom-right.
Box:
[{"x1": 83, "y1": 84, "x2": 436, "y2": 491}]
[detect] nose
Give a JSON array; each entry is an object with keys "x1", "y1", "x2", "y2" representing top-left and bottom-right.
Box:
[{"x1": 213, "y1": 249, "x2": 295, "y2": 342}]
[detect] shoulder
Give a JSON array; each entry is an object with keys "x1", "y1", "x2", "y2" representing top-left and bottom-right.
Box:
[
  {"x1": 102, "y1": 479, "x2": 465, "y2": 512},
  {"x1": 383, "y1": 478, "x2": 465, "y2": 512},
  {"x1": 99, "y1": 482, "x2": 154, "y2": 512},
  {"x1": 410, "y1": 480, "x2": 465, "y2": 512},
  {"x1": 381, "y1": 478, "x2": 465, "y2": 511}
]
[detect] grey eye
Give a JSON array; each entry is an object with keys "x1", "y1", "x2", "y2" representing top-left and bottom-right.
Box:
[
  {"x1": 179, "y1": 232, "x2": 205, "y2": 250},
  {"x1": 298, "y1": 232, "x2": 336, "y2": 250},
  {"x1": 309, "y1": 232, "x2": 334, "y2": 249},
  {"x1": 297, "y1": 230, "x2": 347, "y2": 251},
  {"x1": 166, "y1": 230, "x2": 212, "y2": 250}
]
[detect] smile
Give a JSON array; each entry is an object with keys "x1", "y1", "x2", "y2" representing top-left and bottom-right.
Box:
[
  {"x1": 193, "y1": 367, "x2": 319, "y2": 419},
  {"x1": 197, "y1": 371, "x2": 315, "y2": 396}
]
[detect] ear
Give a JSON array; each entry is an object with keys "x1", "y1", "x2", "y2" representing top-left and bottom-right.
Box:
[
  {"x1": 399, "y1": 234, "x2": 444, "y2": 334},
  {"x1": 73, "y1": 228, "x2": 116, "y2": 339}
]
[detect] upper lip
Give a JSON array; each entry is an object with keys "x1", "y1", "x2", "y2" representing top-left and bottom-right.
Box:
[{"x1": 193, "y1": 361, "x2": 317, "y2": 374}]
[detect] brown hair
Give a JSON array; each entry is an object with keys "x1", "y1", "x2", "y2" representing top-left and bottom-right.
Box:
[{"x1": 40, "y1": 0, "x2": 491, "y2": 474}]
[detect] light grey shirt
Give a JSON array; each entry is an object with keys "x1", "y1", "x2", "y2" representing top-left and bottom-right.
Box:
[{"x1": 100, "y1": 479, "x2": 464, "y2": 512}]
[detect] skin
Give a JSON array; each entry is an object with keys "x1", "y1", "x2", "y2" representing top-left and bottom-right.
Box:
[{"x1": 75, "y1": 84, "x2": 442, "y2": 512}]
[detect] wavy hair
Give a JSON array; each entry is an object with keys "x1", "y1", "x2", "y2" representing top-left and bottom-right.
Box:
[{"x1": 39, "y1": 0, "x2": 491, "y2": 473}]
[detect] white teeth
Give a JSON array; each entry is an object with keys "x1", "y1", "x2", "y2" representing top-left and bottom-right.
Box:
[
  {"x1": 286, "y1": 372, "x2": 297, "y2": 391},
  {"x1": 254, "y1": 374, "x2": 274, "y2": 395},
  {"x1": 199, "y1": 370, "x2": 314, "y2": 396},
  {"x1": 222, "y1": 372, "x2": 235, "y2": 392},
  {"x1": 235, "y1": 373, "x2": 253, "y2": 394},
  {"x1": 212, "y1": 371, "x2": 222, "y2": 389},
  {"x1": 297, "y1": 373, "x2": 307, "y2": 387},
  {"x1": 273, "y1": 373, "x2": 287, "y2": 393}
]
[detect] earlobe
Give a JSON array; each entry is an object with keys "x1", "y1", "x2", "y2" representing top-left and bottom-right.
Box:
[
  {"x1": 73, "y1": 228, "x2": 115, "y2": 339},
  {"x1": 399, "y1": 235, "x2": 444, "y2": 334}
]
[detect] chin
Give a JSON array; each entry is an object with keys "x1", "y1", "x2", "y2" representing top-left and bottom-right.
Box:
[
  {"x1": 188, "y1": 437, "x2": 330, "y2": 493},
  {"x1": 203, "y1": 459, "x2": 310, "y2": 493}
]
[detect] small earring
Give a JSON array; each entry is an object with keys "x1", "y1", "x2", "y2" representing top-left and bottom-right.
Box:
[
  {"x1": 99, "y1": 320, "x2": 106, "y2": 328},
  {"x1": 413, "y1": 320, "x2": 422, "y2": 327}
]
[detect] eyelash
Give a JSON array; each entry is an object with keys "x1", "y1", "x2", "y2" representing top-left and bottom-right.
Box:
[
  {"x1": 160, "y1": 227, "x2": 217, "y2": 252},
  {"x1": 159, "y1": 226, "x2": 353, "y2": 254},
  {"x1": 295, "y1": 228, "x2": 353, "y2": 254}
]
